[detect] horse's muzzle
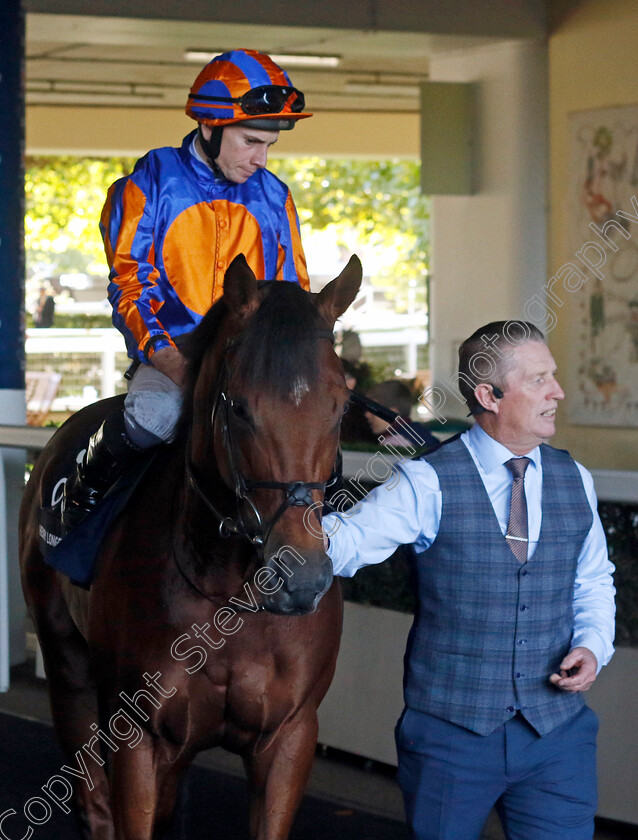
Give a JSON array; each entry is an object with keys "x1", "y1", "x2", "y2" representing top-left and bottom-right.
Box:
[{"x1": 259, "y1": 547, "x2": 334, "y2": 615}]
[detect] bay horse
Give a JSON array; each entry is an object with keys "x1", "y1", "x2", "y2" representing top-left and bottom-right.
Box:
[{"x1": 19, "y1": 254, "x2": 362, "y2": 840}]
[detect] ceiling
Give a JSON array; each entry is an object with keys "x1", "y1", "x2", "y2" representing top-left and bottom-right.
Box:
[{"x1": 25, "y1": 13, "x2": 505, "y2": 115}]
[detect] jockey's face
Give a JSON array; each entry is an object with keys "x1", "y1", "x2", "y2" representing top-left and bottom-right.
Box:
[{"x1": 206, "y1": 124, "x2": 280, "y2": 184}]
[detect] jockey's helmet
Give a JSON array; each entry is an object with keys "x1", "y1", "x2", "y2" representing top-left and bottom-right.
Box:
[{"x1": 186, "y1": 49, "x2": 312, "y2": 131}]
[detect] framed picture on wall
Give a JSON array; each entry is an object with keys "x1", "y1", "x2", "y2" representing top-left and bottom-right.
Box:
[{"x1": 568, "y1": 104, "x2": 638, "y2": 427}]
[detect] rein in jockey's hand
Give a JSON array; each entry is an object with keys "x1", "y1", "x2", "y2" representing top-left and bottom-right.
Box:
[
  {"x1": 151, "y1": 346, "x2": 189, "y2": 387},
  {"x1": 549, "y1": 646, "x2": 598, "y2": 693}
]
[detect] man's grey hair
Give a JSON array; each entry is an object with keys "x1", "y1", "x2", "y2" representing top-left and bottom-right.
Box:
[{"x1": 458, "y1": 321, "x2": 546, "y2": 415}]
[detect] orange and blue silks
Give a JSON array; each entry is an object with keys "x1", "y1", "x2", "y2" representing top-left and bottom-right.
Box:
[{"x1": 100, "y1": 130, "x2": 308, "y2": 362}]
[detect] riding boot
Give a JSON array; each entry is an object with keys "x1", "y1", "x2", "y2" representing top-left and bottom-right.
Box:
[{"x1": 62, "y1": 410, "x2": 143, "y2": 530}]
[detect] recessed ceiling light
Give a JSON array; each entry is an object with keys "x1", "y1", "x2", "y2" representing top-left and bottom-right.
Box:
[
  {"x1": 270, "y1": 54, "x2": 340, "y2": 68},
  {"x1": 184, "y1": 50, "x2": 340, "y2": 68}
]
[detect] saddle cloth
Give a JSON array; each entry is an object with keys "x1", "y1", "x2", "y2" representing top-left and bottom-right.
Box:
[{"x1": 39, "y1": 452, "x2": 156, "y2": 588}]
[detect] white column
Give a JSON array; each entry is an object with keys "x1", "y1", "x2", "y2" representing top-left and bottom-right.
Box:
[
  {"x1": 0, "y1": 390, "x2": 28, "y2": 689},
  {"x1": 427, "y1": 39, "x2": 548, "y2": 419}
]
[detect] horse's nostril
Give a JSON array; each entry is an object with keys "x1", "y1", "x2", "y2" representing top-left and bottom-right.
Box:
[
  {"x1": 264, "y1": 550, "x2": 332, "y2": 596},
  {"x1": 263, "y1": 587, "x2": 324, "y2": 616}
]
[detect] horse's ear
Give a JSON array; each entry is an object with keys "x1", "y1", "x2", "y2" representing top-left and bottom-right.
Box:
[
  {"x1": 315, "y1": 255, "x2": 363, "y2": 326},
  {"x1": 222, "y1": 255, "x2": 260, "y2": 319}
]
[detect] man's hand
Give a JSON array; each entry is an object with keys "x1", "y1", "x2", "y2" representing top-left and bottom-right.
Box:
[
  {"x1": 549, "y1": 646, "x2": 598, "y2": 693},
  {"x1": 151, "y1": 346, "x2": 188, "y2": 387}
]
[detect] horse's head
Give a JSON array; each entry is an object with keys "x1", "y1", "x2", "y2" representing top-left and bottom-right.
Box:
[{"x1": 186, "y1": 255, "x2": 362, "y2": 615}]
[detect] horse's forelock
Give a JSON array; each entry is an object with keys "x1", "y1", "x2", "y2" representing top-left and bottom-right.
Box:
[
  {"x1": 181, "y1": 282, "x2": 331, "y2": 415},
  {"x1": 233, "y1": 282, "x2": 327, "y2": 400}
]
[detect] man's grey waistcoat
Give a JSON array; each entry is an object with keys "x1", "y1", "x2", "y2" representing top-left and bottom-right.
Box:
[{"x1": 405, "y1": 438, "x2": 592, "y2": 736}]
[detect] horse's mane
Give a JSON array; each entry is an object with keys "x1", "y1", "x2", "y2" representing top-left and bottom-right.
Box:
[{"x1": 183, "y1": 281, "x2": 329, "y2": 406}]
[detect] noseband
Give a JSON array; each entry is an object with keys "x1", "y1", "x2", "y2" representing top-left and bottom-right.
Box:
[{"x1": 185, "y1": 330, "x2": 335, "y2": 553}]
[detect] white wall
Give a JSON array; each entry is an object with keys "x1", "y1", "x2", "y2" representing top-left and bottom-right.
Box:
[
  {"x1": 318, "y1": 601, "x2": 409, "y2": 765},
  {"x1": 427, "y1": 39, "x2": 548, "y2": 414},
  {"x1": 588, "y1": 647, "x2": 638, "y2": 825}
]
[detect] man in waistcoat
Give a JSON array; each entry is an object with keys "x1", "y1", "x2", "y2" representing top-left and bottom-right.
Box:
[{"x1": 324, "y1": 320, "x2": 615, "y2": 840}]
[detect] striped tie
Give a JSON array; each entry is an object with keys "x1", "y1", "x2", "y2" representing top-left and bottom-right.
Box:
[{"x1": 505, "y1": 457, "x2": 531, "y2": 563}]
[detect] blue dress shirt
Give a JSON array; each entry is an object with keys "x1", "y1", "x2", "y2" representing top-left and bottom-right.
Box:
[{"x1": 326, "y1": 423, "x2": 616, "y2": 671}]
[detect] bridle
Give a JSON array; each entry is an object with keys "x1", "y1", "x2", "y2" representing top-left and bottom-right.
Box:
[{"x1": 185, "y1": 329, "x2": 337, "y2": 554}]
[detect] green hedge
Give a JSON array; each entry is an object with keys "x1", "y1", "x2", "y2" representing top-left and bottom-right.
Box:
[
  {"x1": 598, "y1": 501, "x2": 638, "y2": 647},
  {"x1": 27, "y1": 313, "x2": 113, "y2": 329}
]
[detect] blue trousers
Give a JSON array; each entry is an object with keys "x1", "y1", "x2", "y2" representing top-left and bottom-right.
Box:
[{"x1": 395, "y1": 706, "x2": 598, "y2": 840}]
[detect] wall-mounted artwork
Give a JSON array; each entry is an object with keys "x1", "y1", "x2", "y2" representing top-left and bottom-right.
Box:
[{"x1": 569, "y1": 105, "x2": 638, "y2": 427}]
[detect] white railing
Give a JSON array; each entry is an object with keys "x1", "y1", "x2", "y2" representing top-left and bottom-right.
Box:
[
  {"x1": 25, "y1": 326, "x2": 429, "y2": 413},
  {"x1": 26, "y1": 328, "x2": 128, "y2": 412}
]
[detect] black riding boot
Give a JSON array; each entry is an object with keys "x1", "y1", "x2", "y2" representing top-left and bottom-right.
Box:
[{"x1": 62, "y1": 411, "x2": 143, "y2": 530}]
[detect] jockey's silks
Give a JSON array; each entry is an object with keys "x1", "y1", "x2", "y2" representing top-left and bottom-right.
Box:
[{"x1": 100, "y1": 130, "x2": 308, "y2": 362}]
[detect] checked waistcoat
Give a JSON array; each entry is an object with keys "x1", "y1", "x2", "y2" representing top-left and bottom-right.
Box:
[{"x1": 405, "y1": 438, "x2": 593, "y2": 736}]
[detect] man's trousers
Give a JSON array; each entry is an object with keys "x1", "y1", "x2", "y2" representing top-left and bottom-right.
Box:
[{"x1": 395, "y1": 705, "x2": 598, "y2": 840}]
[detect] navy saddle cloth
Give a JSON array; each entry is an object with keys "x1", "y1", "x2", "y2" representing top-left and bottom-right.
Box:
[{"x1": 39, "y1": 449, "x2": 156, "y2": 588}]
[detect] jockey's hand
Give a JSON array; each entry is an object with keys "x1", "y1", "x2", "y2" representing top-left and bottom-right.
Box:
[
  {"x1": 549, "y1": 646, "x2": 598, "y2": 693},
  {"x1": 151, "y1": 346, "x2": 189, "y2": 387}
]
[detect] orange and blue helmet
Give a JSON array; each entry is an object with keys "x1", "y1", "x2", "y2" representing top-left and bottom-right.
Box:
[{"x1": 186, "y1": 49, "x2": 312, "y2": 131}]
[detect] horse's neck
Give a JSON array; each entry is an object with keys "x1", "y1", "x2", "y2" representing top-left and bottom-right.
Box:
[{"x1": 173, "y1": 464, "x2": 254, "y2": 599}]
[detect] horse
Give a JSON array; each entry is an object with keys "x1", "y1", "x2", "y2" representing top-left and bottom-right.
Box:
[{"x1": 19, "y1": 253, "x2": 362, "y2": 840}]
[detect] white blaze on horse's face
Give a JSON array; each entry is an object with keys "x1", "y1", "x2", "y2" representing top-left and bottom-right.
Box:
[{"x1": 291, "y1": 377, "x2": 310, "y2": 406}]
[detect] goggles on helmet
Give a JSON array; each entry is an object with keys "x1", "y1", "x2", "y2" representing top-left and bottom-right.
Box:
[{"x1": 188, "y1": 84, "x2": 305, "y2": 117}]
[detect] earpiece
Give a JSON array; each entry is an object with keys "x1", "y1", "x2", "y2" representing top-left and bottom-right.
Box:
[{"x1": 468, "y1": 383, "x2": 504, "y2": 416}]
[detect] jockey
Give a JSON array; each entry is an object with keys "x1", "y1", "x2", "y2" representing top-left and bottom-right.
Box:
[{"x1": 62, "y1": 48, "x2": 312, "y2": 529}]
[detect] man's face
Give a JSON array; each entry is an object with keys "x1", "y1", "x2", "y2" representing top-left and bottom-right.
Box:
[
  {"x1": 209, "y1": 124, "x2": 279, "y2": 183},
  {"x1": 491, "y1": 341, "x2": 565, "y2": 454}
]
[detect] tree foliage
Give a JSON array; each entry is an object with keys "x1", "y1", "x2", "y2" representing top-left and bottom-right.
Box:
[
  {"x1": 25, "y1": 156, "x2": 136, "y2": 276},
  {"x1": 269, "y1": 157, "x2": 430, "y2": 309}
]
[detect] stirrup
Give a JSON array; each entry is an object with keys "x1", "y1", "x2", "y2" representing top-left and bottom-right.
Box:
[{"x1": 61, "y1": 471, "x2": 108, "y2": 530}]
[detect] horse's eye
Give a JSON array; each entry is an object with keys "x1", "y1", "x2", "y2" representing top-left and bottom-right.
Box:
[{"x1": 230, "y1": 400, "x2": 250, "y2": 422}]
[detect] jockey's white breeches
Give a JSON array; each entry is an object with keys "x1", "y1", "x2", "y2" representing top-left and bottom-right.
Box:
[{"x1": 124, "y1": 363, "x2": 183, "y2": 446}]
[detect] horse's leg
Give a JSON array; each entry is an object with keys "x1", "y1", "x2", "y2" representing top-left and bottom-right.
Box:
[
  {"x1": 152, "y1": 758, "x2": 192, "y2": 840},
  {"x1": 109, "y1": 735, "x2": 186, "y2": 840},
  {"x1": 109, "y1": 734, "x2": 158, "y2": 839},
  {"x1": 243, "y1": 710, "x2": 319, "y2": 840},
  {"x1": 26, "y1": 569, "x2": 114, "y2": 839}
]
